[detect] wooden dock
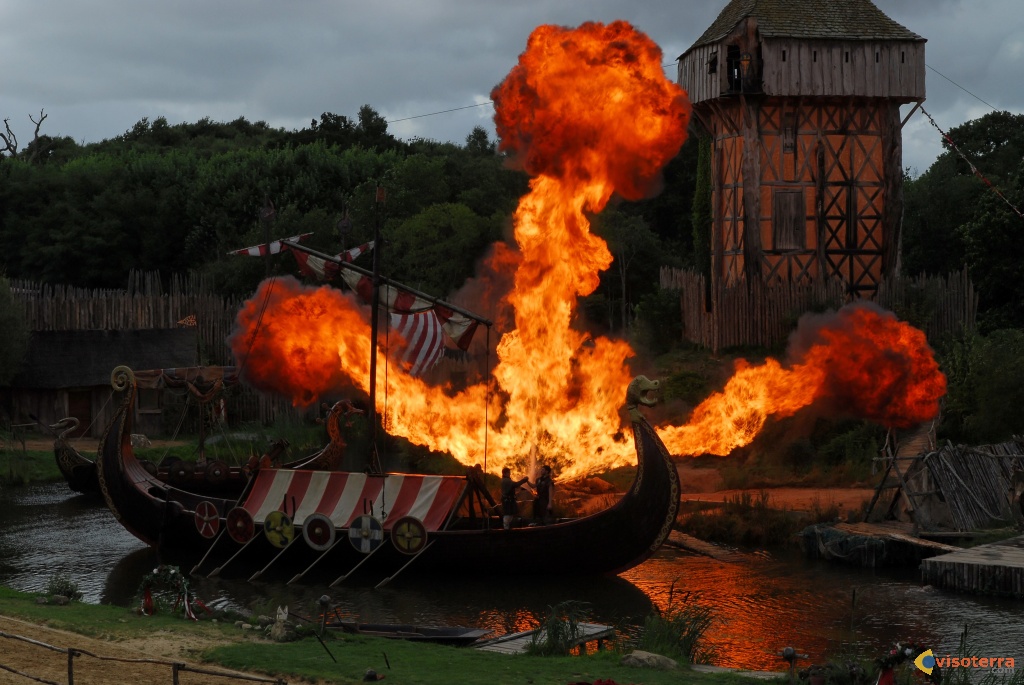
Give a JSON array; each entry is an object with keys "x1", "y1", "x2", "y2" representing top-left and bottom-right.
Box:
[
  {"x1": 473, "y1": 623, "x2": 615, "y2": 655},
  {"x1": 920, "y1": 535, "x2": 1024, "y2": 598},
  {"x1": 802, "y1": 521, "x2": 959, "y2": 567}
]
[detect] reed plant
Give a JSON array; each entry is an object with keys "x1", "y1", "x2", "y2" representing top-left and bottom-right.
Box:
[
  {"x1": 524, "y1": 600, "x2": 590, "y2": 656},
  {"x1": 635, "y1": 583, "x2": 716, "y2": 664}
]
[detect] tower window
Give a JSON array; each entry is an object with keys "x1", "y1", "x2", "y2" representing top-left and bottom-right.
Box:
[
  {"x1": 875, "y1": 51, "x2": 880, "y2": 63},
  {"x1": 708, "y1": 53, "x2": 718, "y2": 74},
  {"x1": 773, "y1": 190, "x2": 806, "y2": 251},
  {"x1": 782, "y1": 49, "x2": 786, "y2": 62},
  {"x1": 783, "y1": 112, "x2": 796, "y2": 153},
  {"x1": 901, "y1": 51, "x2": 905, "y2": 64},
  {"x1": 813, "y1": 50, "x2": 817, "y2": 62},
  {"x1": 845, "y1": 51, "x2": 850, "y2": 63}
]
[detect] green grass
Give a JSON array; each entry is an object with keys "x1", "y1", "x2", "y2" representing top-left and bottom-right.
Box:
[
  {"x1": 0, "y1": 584, "x2": 770, "y2": 685},
  {"x1": 0, "y1": 449, "x2": 63, "y2": 485},
  {"x1": 205, "y1": 634, "x2": 764, "y2": 685}
]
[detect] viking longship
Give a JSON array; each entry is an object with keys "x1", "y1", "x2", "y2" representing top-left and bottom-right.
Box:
[
  {"x1": 54, "y1": 366, "x2": 351, "y2": 498},
  {"x1": 95, "y1": 368, "x2": 679, "y2": 583},
  {"x1": 52, "y1": 417, "x2": 101, "y2": 495}
]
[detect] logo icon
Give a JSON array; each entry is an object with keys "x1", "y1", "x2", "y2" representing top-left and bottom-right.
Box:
[{"x1": 915, "y1": 649, "x2": 936, "y2": 674}]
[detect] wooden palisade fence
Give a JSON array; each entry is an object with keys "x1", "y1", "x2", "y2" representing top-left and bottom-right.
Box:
[
  {"x1": 10, "y1": 271, "x2": 303, "y2": 426},
  {"x1": 660, "y1": 266, "x2": 977, "y2": 352}
]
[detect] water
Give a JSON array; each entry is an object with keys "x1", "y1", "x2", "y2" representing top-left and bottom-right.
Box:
[{"x1": 2, "y1": 483, "x2": 1022, "y2": 671}]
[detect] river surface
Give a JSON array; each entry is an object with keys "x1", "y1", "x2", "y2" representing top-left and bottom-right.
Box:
[{"x1": 1, "y1": 482, "x2": 1022, "y2": 671}]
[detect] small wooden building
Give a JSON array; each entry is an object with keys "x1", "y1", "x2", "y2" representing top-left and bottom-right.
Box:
[
  {"x1": 678, "y1": 0, "x2": 926, "y2": 297},
  {"x1": 6, "y1": 328, "x2": 197, "y2": 438}
]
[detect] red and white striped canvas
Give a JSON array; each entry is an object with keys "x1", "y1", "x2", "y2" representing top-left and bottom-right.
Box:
[
  {"x1": 287, "y1": 241, "x2": 374, "y2": 281},
  {"x1": 242, "y1": 469, "x2": 465, "y2": 532},
  {"x1": 228, "y1": 233, "x2": 313, "y2": 257},
  {"x1": 389, "y1": 310, "x2": 446, "y2": 376},
  {"x1": 339, "y1": 269, "x2": 480, "y2": 351}
]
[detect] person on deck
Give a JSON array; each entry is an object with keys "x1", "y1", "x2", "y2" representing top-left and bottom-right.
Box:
[
  {"x1": 501, "y1": 467, "x2": 530, "y2": 530},
  {"x1": 533, "y1": 464, "x2": 554, "y2": 525}
]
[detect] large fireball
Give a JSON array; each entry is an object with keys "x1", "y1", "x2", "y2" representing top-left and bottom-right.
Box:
[{"x1": 230, "y1": 22, "x2": 946, "y2": 479}]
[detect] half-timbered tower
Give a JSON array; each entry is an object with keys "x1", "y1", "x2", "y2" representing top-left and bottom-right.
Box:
[{"x1": 678, "y1": 0, "x2": 925, "y2": 297}]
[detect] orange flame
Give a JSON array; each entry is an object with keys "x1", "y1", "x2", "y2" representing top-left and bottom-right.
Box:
[
  {"x1": 230, "y1": 22, "x2": 946, "y2": 479},
  {"x1": 657, "y1": 303, "x2": 947, "y2": 456}
]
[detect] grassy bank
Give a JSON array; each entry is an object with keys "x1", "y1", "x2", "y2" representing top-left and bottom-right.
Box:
[
  {"x1": 0, "y1": 585, "x2": 763, "y2": 685},
  {"x1": 676, "y1": 491, "x2": 853, "y2": 548}
]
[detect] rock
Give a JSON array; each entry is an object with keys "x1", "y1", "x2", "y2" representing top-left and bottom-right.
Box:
[
  {"x1": 234, "y1": 620, "x2": 244, "y2": 628},
  {"x1": 130, "y1": 433, "x2": 152, "y2": 448},
  {"x1": 49, "y1": 595, "x2": 70, "y2": 606},
  {"x1": 257, "y1": 614, "x2": 274, "y2": 626},
  {"x1": 620, "y1": 650, "x2": 679, "y2": 670},
  {"x1": 241, "y1": 623, "x2": 254, "y2": 631},
  {"x1": 269, "y1": 621, "x2": 296, "y2": 643},
  {"x1": 36, "y1": 596, "x2": 47, "y2": 604}
]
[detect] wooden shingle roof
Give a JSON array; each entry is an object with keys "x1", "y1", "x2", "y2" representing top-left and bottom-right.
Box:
[{"x1": 685, "y1": 0, "x2": 925, "y2": 55}]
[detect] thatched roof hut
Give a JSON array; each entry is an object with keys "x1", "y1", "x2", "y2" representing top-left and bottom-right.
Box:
[{"x1": 5, "y1": 328, "x2": 197, "y2": 438}]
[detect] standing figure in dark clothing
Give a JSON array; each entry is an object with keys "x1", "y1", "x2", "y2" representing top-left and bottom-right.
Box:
[
  {"x1": 533, "y1": 464, "x2": 554, "y2": 524},
  {"x1": 501, "y1": 467, "x2": 530, "y2": 530}
]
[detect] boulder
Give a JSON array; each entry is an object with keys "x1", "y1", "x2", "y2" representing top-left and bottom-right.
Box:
[{"x1": 620, "y1": 650, "x2": 679, "y2": 670}]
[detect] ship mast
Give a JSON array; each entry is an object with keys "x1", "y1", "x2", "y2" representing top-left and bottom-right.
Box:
[{"x1": 366, "y1": 186, "x2": 386, "y2": 473}]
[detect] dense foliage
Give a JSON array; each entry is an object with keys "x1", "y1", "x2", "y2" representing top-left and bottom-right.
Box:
[
  {"x1": 2, "y1": 106, "x2": 1022, "y2": 442},
  {"x1": 903, "y1": 111, "x2": 1024, "y2": 332}
]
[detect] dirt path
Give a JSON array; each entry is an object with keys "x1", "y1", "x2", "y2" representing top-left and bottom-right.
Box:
[{"x1": 0, "y1": 614, "x2": 306, "y2": 685}]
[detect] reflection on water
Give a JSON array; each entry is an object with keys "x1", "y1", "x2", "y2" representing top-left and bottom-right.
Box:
[{"x1": 2, "y1": 483, "x2": 1022, "y2": 671}]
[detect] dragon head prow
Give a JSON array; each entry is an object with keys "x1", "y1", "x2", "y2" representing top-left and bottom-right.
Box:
[{"x1": 625, "y1": 375, "x2": 661, "y2": 422}]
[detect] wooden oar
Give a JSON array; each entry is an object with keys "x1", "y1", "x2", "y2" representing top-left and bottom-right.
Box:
[
  {"x1": 249, "y1": 537, "x2": 298, "y2": 581},
  {"x1": 329, "y1": 545, "x2": 385, "y2": 587},
  {"x1": 207, "y1": 529, "x2": 263, "y2": 578},
  {"x1": 375, "y1": 541, "x2": 435, "y2": 588}
]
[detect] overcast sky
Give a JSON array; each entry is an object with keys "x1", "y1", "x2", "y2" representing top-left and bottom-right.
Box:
[{"x1": 4, "y1": 1, "x2": 1021, "y2": 177}]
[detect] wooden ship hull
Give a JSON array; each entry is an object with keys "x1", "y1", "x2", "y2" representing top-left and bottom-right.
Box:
[{"x1": 95, "y1": 368, "x2": 681, "y2": 582}]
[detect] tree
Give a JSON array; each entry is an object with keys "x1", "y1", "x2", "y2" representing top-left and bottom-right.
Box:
[
  {"x1": 0, "y1": 275, "x2": 29, "y2": 385},
  {"x1": 464, "y1": 126, "x2": 496, "y2": 156},
  {"x1": 593, "y1": 209, "x2": 661, "y2": 332},
  {"x1": 384, "y1": 203, "x2": 499, "y2": 296},
  {"x1": 1, "y1": 109, "x2": 48, "y2": 163},
  {"x1": 957, "y1": 159, "x2": 1024, "y2": 331},
  {"x1": 903, "y1": 111, "x2": 1024, "y2": 278}
]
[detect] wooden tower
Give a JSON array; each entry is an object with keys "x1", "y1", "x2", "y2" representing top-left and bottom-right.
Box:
[{"x1": 678, "y1": 0, "x2": 926, "y2": 298}]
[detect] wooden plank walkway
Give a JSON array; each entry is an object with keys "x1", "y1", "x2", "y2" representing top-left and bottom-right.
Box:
[
  {"x1": 832, "y1": 522, "x2": 960, "y2": 553},
  {"x1": 920, "y1": 535, "x2": 1024, "y2": 598},
  {"x1": 666, "y1": 530, "x2": 747, "y2": 562},
  {"x1": 473, "y1": 623, "x2": 615, "y2": 655}
]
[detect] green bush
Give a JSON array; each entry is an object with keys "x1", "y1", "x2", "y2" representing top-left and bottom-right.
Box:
[
  {"x1": 44, "y1": 573, "x2": 83, "y2": 601},
  {"x1": 939, "y1": 329, "x2": 1024, "y2": 444}
]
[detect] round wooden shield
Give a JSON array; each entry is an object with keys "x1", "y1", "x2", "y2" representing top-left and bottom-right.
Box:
[
  {"x1": 302, "y1": 513, "x2": 336, "y2": 551},
  {"x1": 348, "y1": 515, "x2": 384, "y2": 554},
  {"x1": 264, "y1": 510, "x2": 295, "y2": 549},
  {"x1": 167, "y1": 458, "x2": 193, "y2": 485},
  {"x1": 226, "y1": 506, "x2": 254, "y2": 544},
  {"x1": 194, "y1": 500, "x2": 220, "y2": 539},
  {"x1": 138, "y1": 459, "x2": 159, "y2": 477},
  {"x1": 205, "y1": 460, "x2": 229, "y2": 485},
  {"x1": 391, "y1": 516, "x2": 427, "y2": 555}
]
